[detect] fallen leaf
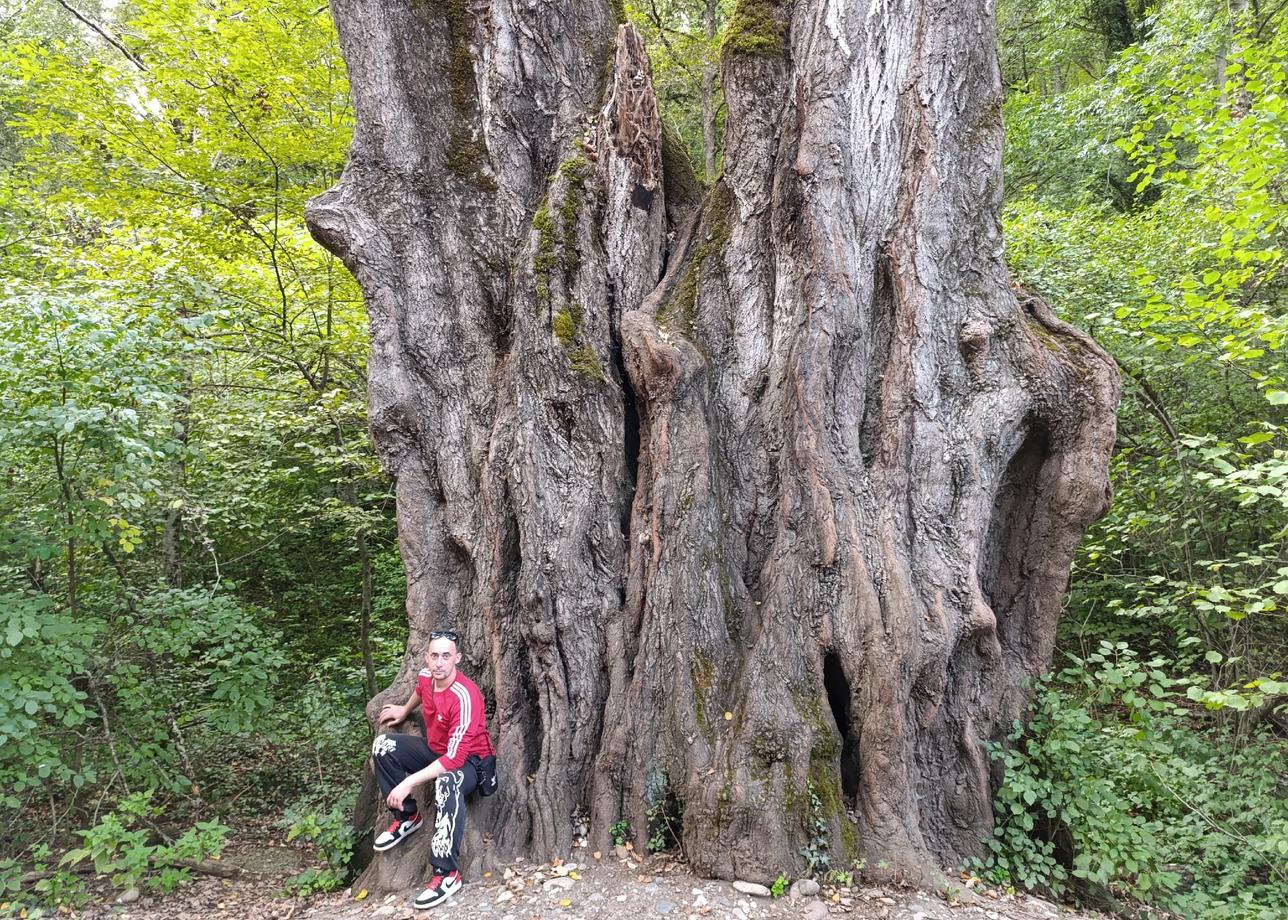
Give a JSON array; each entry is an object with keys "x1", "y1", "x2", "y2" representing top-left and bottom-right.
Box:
[
  {"x1": 355, "y1": 889, "x2": 369, "y2": 901},
  {"x1": 569, "y1": 871, "x2": 581, "y2": 880},
  {"x1": 592, "y1": 851, "x2": 602, "y2": 860},
  {"x1": 560, "y1": 898, "x2": 572, "y2": 907},
  {"x1": 723, "y1": 711, "x2": 733, "y2": 720}
]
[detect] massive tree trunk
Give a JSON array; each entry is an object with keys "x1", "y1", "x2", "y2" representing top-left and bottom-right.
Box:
[{"x1": 306, "y1": 0, "x2": 1119, "y2": 891}]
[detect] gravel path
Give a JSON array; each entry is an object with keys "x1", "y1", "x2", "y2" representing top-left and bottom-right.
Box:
[
  {"x1": 69, "y1": 841, "x2": 1110, "y2": 920},
  {"x1": 298, "y1": 852, "x2": 1108, "y2": 920}
]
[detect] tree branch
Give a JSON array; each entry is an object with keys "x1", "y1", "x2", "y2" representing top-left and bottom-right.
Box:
[{"x1": 52, "y1": 0, "x2": 148, "y2": 72}]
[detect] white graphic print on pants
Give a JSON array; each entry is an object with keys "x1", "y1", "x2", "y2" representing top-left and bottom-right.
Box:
[
  {"x1": 371, "y1": 734, "x2": 397, "y2": 758},
  {"x1": 431, "y1": 772, "x2": 461, "y2": 859}
]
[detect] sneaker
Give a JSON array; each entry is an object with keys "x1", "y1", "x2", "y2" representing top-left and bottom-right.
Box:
[
  {"x1": 413, "y1": 872, "x2": 463, "y2": 909},
  {"x1": 373, "y1": 813, "x2": 422, "y2": 851}
]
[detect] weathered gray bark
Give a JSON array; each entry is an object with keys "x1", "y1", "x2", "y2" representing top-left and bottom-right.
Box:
[{"x1": 307, "y1": 0, "x2": 1119, "y2": 892}]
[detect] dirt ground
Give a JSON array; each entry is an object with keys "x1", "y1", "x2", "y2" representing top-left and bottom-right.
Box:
[{"x1": 66, "y1": 837, "x2": 1111, "y2": 920}]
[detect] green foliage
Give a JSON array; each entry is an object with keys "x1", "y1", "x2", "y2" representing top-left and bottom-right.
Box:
[
  {"x1": 823, "y1": 867, "x2": 854, "y2": 886},
  {"x1": 0, "y1": 843, "x2": 90, "y2": 915},
  {"x1": 994, "y1": 2, "x2": 1288, "y2": 915},
  {"x1": 769, "y1": 873, "x2": 788, "y2": 898},
  {"x1": 643, "y1": 770, "x2": 680, "y2": 853},
  {"x1": 0, "y1": 591, "x2": 96, "y2": 806},
  {"x1": 625, "y1": 0, "x2": 729, "y2": 178},
  {"x1": 281, "y1": 801, "x2": 355, "y2": 896},
  {"x1": 59, "y1": 792, "x2": 229, "y2": 893},
  {"x1": 0, "y1": 0, "x2": 393, "y2": 882},
  {"x1": 798, "y1": 781, "x2": 831, "y2": 876},
  {"x1": 609, "y1": 819, "x2": 630, "y2": 847},
  {"x1": 982, "y1": 643, "x2": 1288, "y2": 917}
]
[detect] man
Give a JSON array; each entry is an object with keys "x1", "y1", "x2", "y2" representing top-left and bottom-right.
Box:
[{"x1": 370, "y1": 630, "x2": 496, "y2": 910}]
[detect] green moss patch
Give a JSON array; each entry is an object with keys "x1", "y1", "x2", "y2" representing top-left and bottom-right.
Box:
[{"x1": 723, "y1": 0, "x2": 785, "y2": 59}]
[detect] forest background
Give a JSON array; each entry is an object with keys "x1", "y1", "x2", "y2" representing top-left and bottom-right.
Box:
[{"x1": 0, "y1": 0, "x2": 1283, "y2": 917}]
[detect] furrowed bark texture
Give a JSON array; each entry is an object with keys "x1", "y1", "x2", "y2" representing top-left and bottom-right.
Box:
[{"x1": 307, "y1": 0, "x2": 1120, "y2": 890}]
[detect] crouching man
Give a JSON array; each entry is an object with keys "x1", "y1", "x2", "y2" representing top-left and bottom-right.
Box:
[{"x1": 370, "y1": 629, "x2": 497, "y2": 910}]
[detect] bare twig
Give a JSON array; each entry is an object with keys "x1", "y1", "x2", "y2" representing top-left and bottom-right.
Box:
[{"x1": 52, "y1": 0, "x2": 148, "y2": 72}]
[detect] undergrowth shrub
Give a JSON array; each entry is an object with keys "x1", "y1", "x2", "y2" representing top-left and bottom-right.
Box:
[{"x1": 981, "y1": 641, "x2": 1288, "y2": 919}]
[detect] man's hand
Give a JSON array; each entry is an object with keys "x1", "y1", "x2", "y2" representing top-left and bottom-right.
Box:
[
  {"x1": 378, "y1": 703, "x2": 407, "y2": 727},
  {"x1": 387, "y1": 779, "x2": 413, "y2": 811}
]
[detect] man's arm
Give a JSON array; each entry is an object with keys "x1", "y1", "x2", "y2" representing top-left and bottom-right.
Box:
[
  {"x1": 386, "y1": 757, "x2": 449, "y2": 810},
  {"x1": 386, "y1": 689, "x2": 470, "y2": 810},
  {"x1": 377, "y1": 687, "x2": 422, "y2": 727}
]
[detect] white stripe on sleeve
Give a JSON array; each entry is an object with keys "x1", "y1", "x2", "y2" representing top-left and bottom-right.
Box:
[{"x1": 447, "y1": 683, "x2": 471, "y2": 761}]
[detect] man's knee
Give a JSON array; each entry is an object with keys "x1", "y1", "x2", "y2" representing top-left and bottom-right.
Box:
[{"x1": 371, "y1": 734, "x2": 397, "y2": 758}]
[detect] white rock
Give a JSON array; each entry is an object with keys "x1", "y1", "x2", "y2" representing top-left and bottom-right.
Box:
[
  {"x1": 804, "y1": 901, "x2": 829, "y2": 920},
  {"x1": 733, "y1": 881, "x2": 772, "y2": 897},
  {"x1": 497, "y1": 891, "x2": 514, "y2": 903},
  {"x1": 792, "y1": 879, "x2": 820, "y2": 897},
  {"x1": 374, "y1": 907, "x2": 397, "y2": 917},
  {"x1": 543, "y1": 876, "x2": 576, "y2": 891},
  {"x1": 115, "y1": 888, "x2": 141, "y2": 905}
]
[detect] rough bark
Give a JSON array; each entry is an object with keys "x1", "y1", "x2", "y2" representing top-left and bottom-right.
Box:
[{"x1": 307, "y1": 0, "x2": 1120, "y2": 891}]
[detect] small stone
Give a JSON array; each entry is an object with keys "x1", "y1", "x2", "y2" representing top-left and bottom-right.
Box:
[
  {"x1": 374, "y1": 907, "x2": 397, "y2": 917},
  {"x1": 543, "y1": 876, "x2": 576, "y2": 891},
  {"x1": 116, "y1": 888, "x2": 141, "y2": 905},
  {"x1": 790, "y1": 879, "x2": 820, "y2": 899},
  {"x1": 733, "y1": 881, "x2": 772, "y2": 898},
  {"x1": 656, "y1": 900, "x2": 676, "y2": 915},
  {"x1": 615, "y1": 845, "x2": 630, "y2": 859},
  {"x1": 804, "y1": 901, "x2": 829, "y2": 920}
]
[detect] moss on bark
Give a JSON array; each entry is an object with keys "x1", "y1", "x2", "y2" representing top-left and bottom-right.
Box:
[{"x1": 723, "y1": 0, "x2": 785, "y2": 58}]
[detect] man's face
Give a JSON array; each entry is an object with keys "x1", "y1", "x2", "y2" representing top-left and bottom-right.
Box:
[{"x1": 424, "y1": 637, "x2": 461, "y2": 681}]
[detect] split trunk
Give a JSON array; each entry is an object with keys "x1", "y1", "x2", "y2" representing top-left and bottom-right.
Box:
[{"x1": 307, "y1": 0, "x2": 1120, "y2": 889}]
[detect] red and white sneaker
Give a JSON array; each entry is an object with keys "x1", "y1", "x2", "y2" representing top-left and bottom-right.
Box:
[
  {"x1": 413, "y1": 871, "x2": 463, "y2": 909},
  {"x1": 373, "y1": 813, "x2": 422, "y2": 851}
]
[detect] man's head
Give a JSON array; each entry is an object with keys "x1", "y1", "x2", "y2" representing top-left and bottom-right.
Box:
[{"x1": 424, "y1": 630, "x2": 462, "y2": 684}]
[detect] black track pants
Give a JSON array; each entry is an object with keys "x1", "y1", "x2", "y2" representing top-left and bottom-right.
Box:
[
  {"x1": 370, "y1": 733, "x2": 437, "y2": 820},
  {"x1": 370, "y1": 732, "x2": 480, "y2": 874}
]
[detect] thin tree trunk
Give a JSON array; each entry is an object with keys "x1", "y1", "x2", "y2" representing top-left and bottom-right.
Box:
[
  {"x1": 308, "y1": 0, "x2": 1119, "y2": 889},
  {"x1": 357, "y1": 525, "x2": 376, "y2": 699},
  {"x1": 701, "y1": 0, "x2": 718, "y2": 183},
  {"x1": 162, "y1": 377, "x2": 190, "y2": 588}
]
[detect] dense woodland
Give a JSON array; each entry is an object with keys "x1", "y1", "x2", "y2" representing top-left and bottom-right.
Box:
[{"x1": 0, "y1": 0, "x2": 1284, "y2": 917}]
